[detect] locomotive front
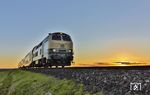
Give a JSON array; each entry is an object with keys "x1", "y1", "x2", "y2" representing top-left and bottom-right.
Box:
[{"x1": 48, "y1": 32, "x2": 73, "y2": 67}]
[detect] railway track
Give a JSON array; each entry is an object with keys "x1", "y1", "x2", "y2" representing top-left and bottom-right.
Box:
[
  {"x1": 22, "y1": 65, "x2": 150, "y2": 69},
  {"x1": 66, "y1": 65, "x2": 150, "y2": 70}
]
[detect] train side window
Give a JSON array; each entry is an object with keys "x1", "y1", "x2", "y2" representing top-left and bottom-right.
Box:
[
  {"x1": 34, "y1": 52, "x2": 38, "y2": 57},
  {"x1": 40, "y1": 49, "x2": 42, "y2": 55},
  {"x1": 36, "y1": 52, "x2": 38, "y2": 56}
]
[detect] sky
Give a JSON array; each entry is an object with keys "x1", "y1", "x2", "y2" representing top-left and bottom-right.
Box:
[{"x1": 0, "y1": 0, "x2": 150, "y2": 68}]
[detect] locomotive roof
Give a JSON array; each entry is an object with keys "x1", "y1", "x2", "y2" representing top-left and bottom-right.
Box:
[{"x1": 52, "y1": 32, "x2": 68, "y2": 35}]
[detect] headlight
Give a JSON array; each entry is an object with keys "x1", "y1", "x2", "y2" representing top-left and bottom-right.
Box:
[
  {"x1": 53, "y1": 49, "x2": 56, "y2": 52},
  {"x1": 68, "y1": 49, "x2": 72, "y2": 52}
]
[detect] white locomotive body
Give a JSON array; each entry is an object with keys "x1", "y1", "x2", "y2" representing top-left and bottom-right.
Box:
[{"x1": 19, "y1": 32, "x2": 73, "y2": 68}]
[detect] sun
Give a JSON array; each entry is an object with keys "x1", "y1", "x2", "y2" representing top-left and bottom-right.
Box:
[
  {"x1": 110, "y1": 52, "x2": 140, "y2": 63},
  {"x1": 116, "y1": 57, "x2": 131, "y2": 62}
]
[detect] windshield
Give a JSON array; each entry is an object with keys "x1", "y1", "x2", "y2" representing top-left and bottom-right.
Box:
[
  {"x1": 52, "y1": 33, "x2": 72, "y2": 41},
  {"x1": 52, "y1": 34, "x2": 61, "y2": 40},
  {"x1": 62, "y1": 34, "x2": 71, "y2": 41}
]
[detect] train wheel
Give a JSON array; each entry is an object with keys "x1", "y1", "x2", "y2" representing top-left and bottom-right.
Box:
[
  {"x1": 44, "y1": 64, "x2": 48, "y2": 68},
  {"x1": 62, "y1": 66, "x2": 64, "y2": 68}
]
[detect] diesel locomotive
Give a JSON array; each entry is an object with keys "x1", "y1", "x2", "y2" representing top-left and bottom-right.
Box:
[{"x1": 18, "y1": 32, "x2": 74, "y2": 68}]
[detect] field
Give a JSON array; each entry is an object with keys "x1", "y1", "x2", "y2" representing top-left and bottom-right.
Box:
[{"x1": 0, "y1": 69, "x2": 98, "y2": 95}]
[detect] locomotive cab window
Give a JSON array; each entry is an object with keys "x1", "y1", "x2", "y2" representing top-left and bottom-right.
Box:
[
  {"x1": 62, "y1": 34, "x2": 71, "y2": 41},
  {"x1": 52, "y1": 34, "x2": 61, "y2": 40}
]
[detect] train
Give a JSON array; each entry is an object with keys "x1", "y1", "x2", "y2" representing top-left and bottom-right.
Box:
[{"x1": 18, "y1": 32, "x2": 74, "y2": 68}]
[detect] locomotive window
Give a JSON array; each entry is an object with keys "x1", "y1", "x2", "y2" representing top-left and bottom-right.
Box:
[
  {"x1": 52, "y1": 34, "x2": 61, "y2": 40},
  {"x1": 36, "y1": 52, "x2": 38, "y2": 56},
  {"x1": 34, "y1": 52, "x2": 38, "y2": 57},
  {"x1": 62, "y1": 34, "x2": 71, "y2": 41},
  {"x1": 40, "y1": 49, "x2": 42, "y2": 55}
]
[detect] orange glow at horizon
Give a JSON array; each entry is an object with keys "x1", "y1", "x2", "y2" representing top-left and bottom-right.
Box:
[
  {"x1": 109, "y1": 52, "x2": 142, "y2": 63},
  {"x1": 0, "y1": 56, "x2": 19, "y2": 68},
  {"x1": 74, "y1": 51, "x2": 150, "y2": 67},
  {"x1": 0, "y1": 50, "x2": 150, "y2": 68}
]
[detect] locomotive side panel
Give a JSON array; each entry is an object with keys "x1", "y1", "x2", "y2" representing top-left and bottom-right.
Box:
[
  {"x1": 43, "y1": 37, "x2": 49, "y2": 60},
  {"x1": 32, "y1": 46, "x2": 42, "y2": 62}
]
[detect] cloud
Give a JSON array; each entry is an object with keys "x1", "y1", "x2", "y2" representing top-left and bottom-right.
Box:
[
  {"x1": 73, "y1": 61, "x2": 150, "y2": 67},
  {"x1": 73, "y1": 62, "x2": 115, "y2": 67}
]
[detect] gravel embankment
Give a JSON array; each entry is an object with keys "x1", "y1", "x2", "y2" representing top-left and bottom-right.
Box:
[{"x1": 26, "y1": 67, "x2": 150, "y2": 95}]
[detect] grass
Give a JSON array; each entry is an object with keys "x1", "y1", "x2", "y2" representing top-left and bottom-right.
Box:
[
  {"x1": 0, "y1": 70, "x2": 85, "y2": 95},
  {"x1": 0, "y1": 70, "x2": 104, "y2": 95}
]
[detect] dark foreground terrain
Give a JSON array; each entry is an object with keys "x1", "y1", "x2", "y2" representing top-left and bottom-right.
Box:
[{"x1": 26, "y1": 66, "x2": 150, "y2": 95}]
